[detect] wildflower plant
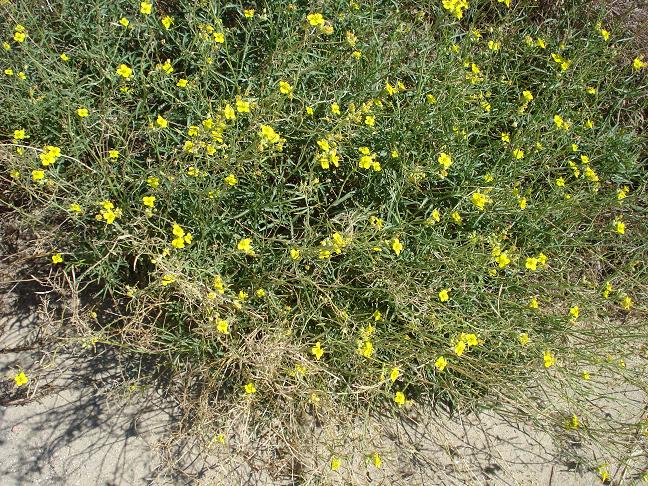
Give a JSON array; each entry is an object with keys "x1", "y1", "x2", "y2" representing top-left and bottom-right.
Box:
[{"x1": 1, "y1": 0, "x2": 647, "y2": 479}]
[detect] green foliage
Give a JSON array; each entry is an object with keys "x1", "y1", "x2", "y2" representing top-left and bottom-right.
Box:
[{"x1": 1, "y1": 0, "x2": 647, "y2": 477}]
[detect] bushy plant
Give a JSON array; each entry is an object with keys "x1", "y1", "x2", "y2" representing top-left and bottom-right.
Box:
[{"x1": 2, "y1": 0, "x2": 647, "y2": 479}]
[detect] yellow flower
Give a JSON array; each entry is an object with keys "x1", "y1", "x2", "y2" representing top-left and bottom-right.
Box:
[
  {"x1": 307, "y1": 13, "x2": 325, "y2": 26},
  {"x1": 224, "y1": 174, "x2": 238, "y2": 186},
  {"x1": 394, "y1": 391, "x2": 406, "y2": 406},
  {"x1": 13, "y1": 128, "x2": 26, "y2": 140},
  {"x1": 451, "y1": 211, "x2": 462, "y2": 225},
  {"x1": 171, "y1": 237, "x2": 185, "y2": 249},
  {"x1": 290, "y1": 248, "x2": 300, "y2": 260},
  {"x1": 357, "y1": 340, "x2": 374, "y2": 358},
  {"x1": 207, "y1": 31, "x2": 222, "y2": 43},
  {"x1": 434, "y1": 356, "x2": 448, "y2": 372},
  {"x1": 237, "y1": 238, "x2": 256, "y2": 256},
  {"x1": 70, "y1": 203, "x2": 82, "y2": 212},
  {"x1": 279, "y1": 80, "x2": 293, "y2": 95},
  {"x1": 352, "y1": 50, "x2": 362, "y2": 59},
  {"x1": 52, "y1": 253, "x2": 63, "y2": 264},
  {"x1": 158, "y1": 59, "x2": 174, "y2": 74},
  {"x1": 596, "y1": 464, "x2": 609, "y2": 483},
  {"x1": 471, "y1": 191, "x2": 490, "y2": 210},
  {"x1": 142, "y1": 196, "x2": 156, "y2": 207},
  {"x1": 161, "y1": 15, "x2": 173, "y2": 29},
  {"x1": 371, "y1": 452, "x2": 382, "y2": 469},
  {"x1": 389, "y1": 367, "x2": 400, "y2": 382},
  {"x1": 600, "y1": 28, "x2": 610, "y2": 41},
  {"x1": 310, "y1": 341, "x2": 324, "y2": 360},
  {"x1": 330, "y1": 457, "x2": 341, "y2": 471},
  {"x1": 39, "y1": 146, "x2": 62, "y2": 166},
  {"x1": 346, "y1": 30, "x2": 358, "y2": 47},
  {"x1": 567, "y1": 414, "x2": 580, "y2": 430},
  {"x1": 426, "y1": 209, "x2": 441, "y2": 225},
  {"x1": 147, "y1": 176, "x2": 160, "y2": 188},
  {"x1": 441, "y1": 0, "x2": 469, "y2": 19},
  {"x1": 171, "y1": 223, "x2": 192, "y2": 248},
  {"x1": 518, "y1": 333, "x2": 530, "y2": 346},
  {"x1": 176, "y1": 78, "x2": 188, "y2": 87},
  {"x1": 369, "y1": 216, "x2": 383, "y2": 230},
  {"x1": 391, "y1": 238, "x2": 403, "y2": 256},
  {"x1": 244, "y1": 9, "x2": 255, "y2": 18},
  {"x1": 216, "y1": 319, "x2": 229, "y2": 334},
  {"x1": 553, "y1": 114, "x2": 567, "y2": 130},
  {"x1": 364, "y1": 115, "x2": 375, "y2": 127},
  {"x1": 77, "y1": 107, "x2": 89, "y2": 118},
  {"x1": 488, "y1": 40, "x2": 501, "y2": 51},
  {"x1": 529, "y1": 297, "x2": 539, "y2": 309},
  {"x1": 116, "y1": 64, "x2": 132, "y2": 79},
  {"x1": 617, "y1": 186, "x2": 629, "y2": 200},
  {"x1": 236, "y1": 98, "x2": 251, "y2": 113},
  {"x1": 438, "y1": 152, "x2": 452, "y2": 169},
  {"x1": 119, "y1": 17, "x2": 130, "y2": 27},
  {"x1": 512, "y1": 148, "x2": 524, "y2": 159},
  {"x1": 32, "y1": 169, "x2": 45, "y2": 181},
  {"x1": 495, "y1": 252, "x2": 510, "y2": 268},
  {"x1": 13, "y1": 31, "x2": 27, "y2": 43},
  {"x1": 244, "y1": 382, "x2": 256, "y2": 394},
  {"x1": 543, "y1": 351, "x2": 556, "y2": 368},
  {"x1": 259, "y1": 124, "x2": 282, "y2": 145},
  {"x1": 633, "y1": 57, "x2": 647, "y2": 70},
  {"x1": 184, "y1": 140, "x2": 197, "y2": 153},
  {"x1": 214, "y1": 275, "x2": 226, "y2": 294},
  {"x1": 14, "y1": 371, "x2": 29, "y2": 387},
  {"x1": 621, "y1": 296, "x2": 633, "y2": 310},
  {"x1": 96, "y1": 200, "x2": 123, "y2": 224},
  {"x1": 331, "y1": 102, "x2": 341, "y2": 115},
  {"x1": 161, "y1": 274, "x2": 176, "y2": 286},
  {"x1": 438, "y1": 288, "x2": 450, "y2": 302},
  {"x1": 555, "y1": 177, "x2": 565, "y2": 187},
  {"x1": 525, "y1": 257, "x2": 538, "y2": 271},
  {"x1": 156, "y1": 114, "x2": 168, "y2": 128},
  {"x1": 583, "y1": 166, "x2": 598, "y2": 183},
  {"x1": 305, "y1": 106, "x2": 314, "y2": 115},
  {"x1": 518, "y1": 197, "x2": 527, "y2": 209},
  {"x1": 140, "y1": 1, "x2": 152, "y2": 15},
  {"x1": 358, "y1": 154, "x2": 373, "y2": 169},
  {"x1": 614, "y1": 219, "x2": 625, "y2": 235},
  {"x1": 582, "y1": 371, "x2": 590, "y2": 380},
  {"x1": 569, "y1": 305, "x2": 579, "y2": 320},
  {"x1": 317, "y1": 139, "x2": 330, "y2": 152},
  {"x1": 454, "y1": 340, "x2": 466, "y2": 356}
]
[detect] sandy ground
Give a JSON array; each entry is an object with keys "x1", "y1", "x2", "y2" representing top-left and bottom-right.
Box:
[{"x1": 3, "y1": 281, "x2": 631, "y2": 486}]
